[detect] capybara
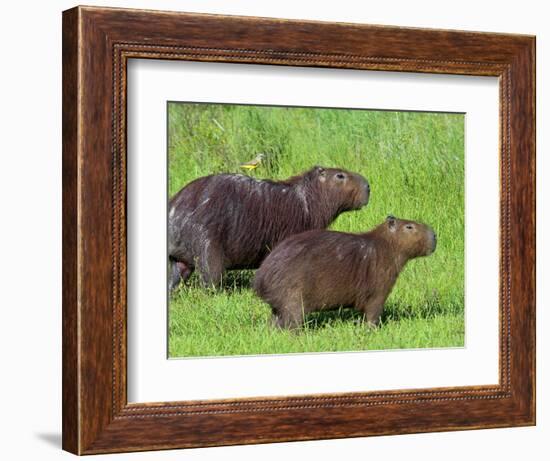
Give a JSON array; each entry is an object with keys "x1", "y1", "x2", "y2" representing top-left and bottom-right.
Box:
[
  {"x1": 168, "y1": 166, "x2": 370, "y2": 290},
  {"x1": 253, "y1": 216, "x2": 437, "y2": 329}
]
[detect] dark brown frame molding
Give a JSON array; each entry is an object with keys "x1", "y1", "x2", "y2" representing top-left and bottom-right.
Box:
[{"x1": 62, "y1": 5, "x2": 536, "y2": 455}]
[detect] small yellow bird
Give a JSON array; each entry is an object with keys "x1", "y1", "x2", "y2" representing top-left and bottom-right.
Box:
[{"x1": 240, "y1": 153, "x2": 265, "y2": 171}]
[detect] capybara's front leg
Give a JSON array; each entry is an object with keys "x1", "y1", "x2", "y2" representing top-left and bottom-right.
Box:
[
  {"x1": 196, "y1": 240, "x2": 225, "y2": 288},
  {"x1": 358, "y1": 295, "x2": 386, "y2": 328},
  {"x1": 272, "y1": 303, "x2": 305, "y2": 330}
]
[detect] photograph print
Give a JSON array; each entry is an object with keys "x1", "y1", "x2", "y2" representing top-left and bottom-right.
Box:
[{"x1": 167, "y1": 102, "x2": 464, "y2": 358}]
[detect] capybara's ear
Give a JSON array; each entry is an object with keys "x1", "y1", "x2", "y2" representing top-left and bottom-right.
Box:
[
  {"x1": 386, "y1": 215, "x2": 397, "y2": 230},
  {"x1": 314, "y1": 165, "x2": 326, "y2": 176}
]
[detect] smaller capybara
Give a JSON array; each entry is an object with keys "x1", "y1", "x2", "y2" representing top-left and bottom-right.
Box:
[
  {"x1": 168, "y1": 166, "x2": 370, "y2": 290},
  {"x1": 253, "y1": 216, "x2": 437, "y2": 329}
]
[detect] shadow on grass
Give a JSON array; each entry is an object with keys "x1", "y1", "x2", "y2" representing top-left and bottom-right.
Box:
[
  {"x1": 220, "y1": 270, "x2": 256, "y2": 291},
  {"x1": 301, "y1": 296, "x2": 464, "y2": 330},
  {"x1": 172, "y1": 270, "x2": 256, "y2": 295},
  {"x1": 304, "y1": 307, "x2": 366, "y2": 330},
  {"x1": 382, "y1": 296, "x2": 463, "y2": 323}
]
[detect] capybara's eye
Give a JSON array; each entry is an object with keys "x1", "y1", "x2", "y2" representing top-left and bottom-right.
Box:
[
  {"x1": 335, "y1": 173, "x2": 346, "y2": 180},
  {"x1": 405, "y1": 224, "x2": 414, "y2": 230}
]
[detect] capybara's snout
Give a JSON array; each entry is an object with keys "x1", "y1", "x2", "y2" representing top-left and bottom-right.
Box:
[
  {"x1": 357, "y1": 174, "x2": 371, "y2": 208},
  {"x1": 423, "y1": 227, "x2": 437, "y2": 256},
  {"x1": 430, "y1": 230, "x2": 437, "y2": 254},
  {"x1": 364, "y1": 177, "x2": 371, "y2": 203}
]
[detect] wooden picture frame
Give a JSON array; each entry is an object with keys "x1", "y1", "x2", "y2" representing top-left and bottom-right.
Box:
[{"x1": 62, "y1": 5, "x2": 535, "y2": 455}]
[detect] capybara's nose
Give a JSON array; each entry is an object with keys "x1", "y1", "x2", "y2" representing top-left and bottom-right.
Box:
[
  {"x1": 432, "y1": 232, "x2": 437, "y2": 251},
  {"x1": 362, "y1": 177, "x2": 370, "y2": 197},
  {"x1": 362, "y1": 179, "x2": 371, "y2": 206}
]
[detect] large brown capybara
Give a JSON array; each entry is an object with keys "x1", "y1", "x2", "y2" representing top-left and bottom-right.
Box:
[
  {"x1": 168, "y1": 166, "x2": 370, "y2": 290},
  {"x1": 253, "y1": 216, "x2": 437, "y2": 329}
]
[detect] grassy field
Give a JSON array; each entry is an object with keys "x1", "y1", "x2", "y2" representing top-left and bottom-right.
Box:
[{"x1": 168, "y1": 102, "x2": 464, "y2": 358}]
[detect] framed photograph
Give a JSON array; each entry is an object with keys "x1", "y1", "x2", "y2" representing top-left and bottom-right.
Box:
[{"x1": 62, "y1": 5, "x2": 535, "y2": 455}]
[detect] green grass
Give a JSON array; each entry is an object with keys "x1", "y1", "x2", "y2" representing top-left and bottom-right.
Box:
[{"x1": 168, "y1": 102, "x2": 464, "y2": 357}]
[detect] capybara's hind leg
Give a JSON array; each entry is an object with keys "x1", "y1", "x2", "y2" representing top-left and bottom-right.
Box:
[
  {"x1": 168, "y1": 259, "x2": 193, "y2": 292},
  {"x1": 197, "y1": 240, "x2": 225, "y2": 288}
]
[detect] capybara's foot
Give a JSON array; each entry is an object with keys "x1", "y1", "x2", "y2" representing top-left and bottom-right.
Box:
[
  {"x1": 364, "y1": 302, "x2": 384, "y2": 328},
  {"x1": 271, "y1": 309, "x2": 304, "y2": 330},
  {"x1": 364, "y1": 319, "x2": 380, "y2": 329},
  {"x1": 198, "y1": 269, "x2": 223, "y2": 289}
]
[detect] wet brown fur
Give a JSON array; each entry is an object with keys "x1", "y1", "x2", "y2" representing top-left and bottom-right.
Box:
[
  {"x1": 253, "y1": 216, "x2": 437, "y2": 329},
  {"x1": 168, "y1": 166, "x2": 370, "y2": 289}
]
